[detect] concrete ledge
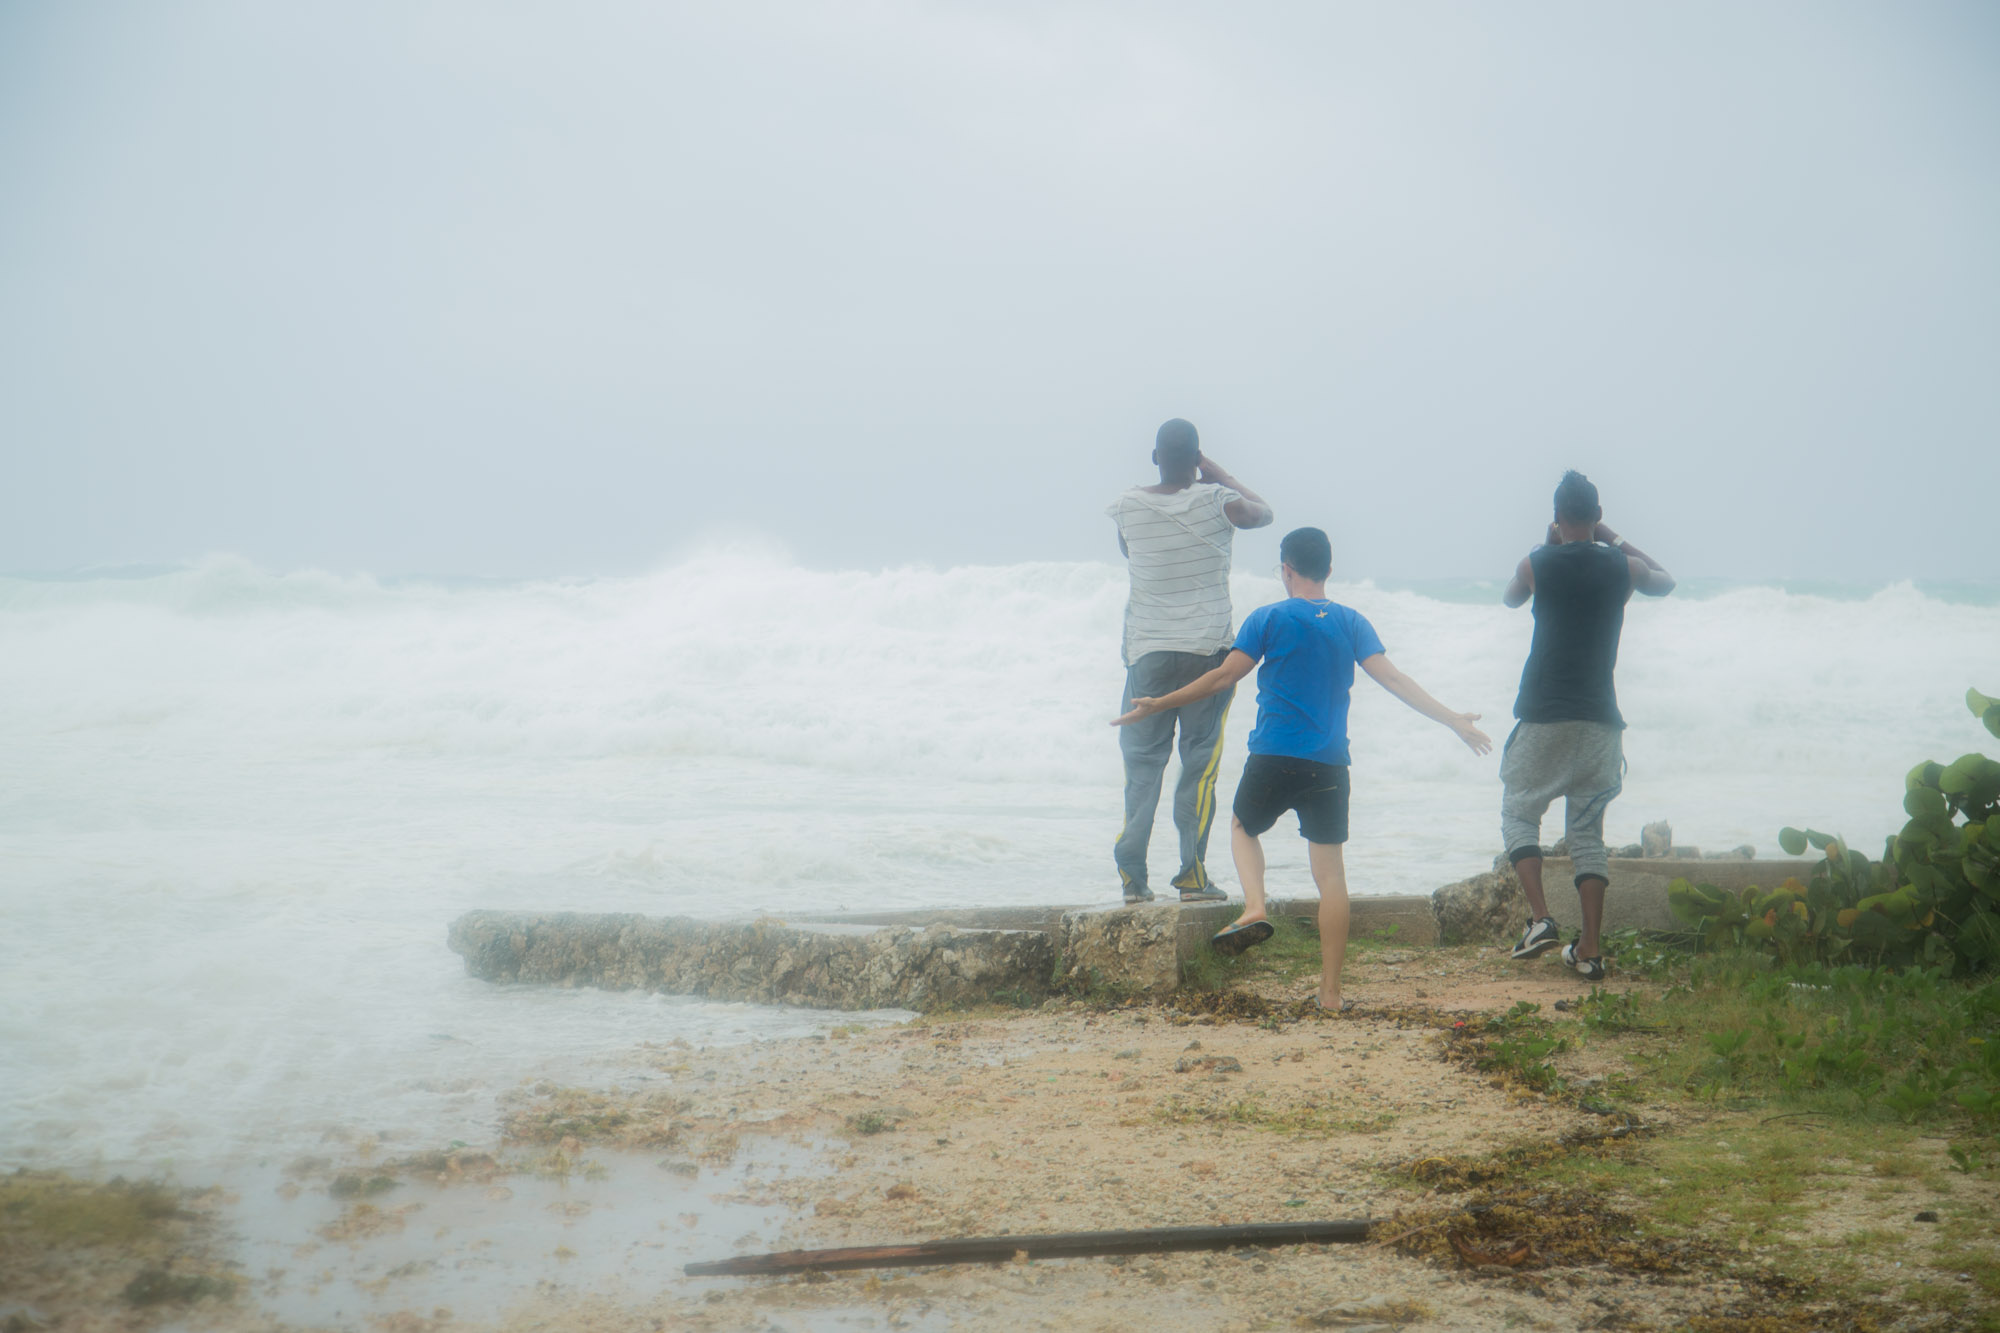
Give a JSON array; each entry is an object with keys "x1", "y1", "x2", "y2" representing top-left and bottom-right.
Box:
[
  {"x1": 447, "y1": 910, "x2": 1055, "y2": 1011},
  {"x1": 449, "y1": 893, "x2": 1446, "y2": 1010},
  {"x1": 1432, "y1": 858, "x2": 1820, "y2": 944}
]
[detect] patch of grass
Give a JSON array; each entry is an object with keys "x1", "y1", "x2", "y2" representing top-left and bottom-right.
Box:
[
  {"x1": 845, "y1": 1110, "x2": 895, "y2": 1136},
  {"x1": 1633, "y1": 954, "x2": 2000, "y2": 1128},
  {"x1": 122, "y1": 1268, "x2": 236, "y2": 1306},
  {"x1": 1151, "y1": 1091, "x2": 1395, "y2": 1136},
  {"x1": 1178, "y1": 917, "x2": 1324, "y2": 993},
  {"x1": 327, "y1": 1173, "x2": 399, "y2": 1198},
  {"x1": 1533, "y1": 1117, "x2": 1837, "y2": 1246},
  {"x1": 498, "y1": 1085, "x2": 690, "y2": 1147},
  {"x1": 1602, "y1": 926, "x2": 1699, "y2": 980},
  {"x1": 0, "y1": 1171, "x2": 181, "y2": 1247}
]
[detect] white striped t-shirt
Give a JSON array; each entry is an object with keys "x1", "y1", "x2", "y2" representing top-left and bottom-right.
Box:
[{"x1": 1107, "y1": 483, "x2": 1241, "y2": 665}]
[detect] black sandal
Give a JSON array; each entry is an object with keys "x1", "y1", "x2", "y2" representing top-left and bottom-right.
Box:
[{"x1": 1209, "y1": 920, "x2": 1274, "y2": 957}]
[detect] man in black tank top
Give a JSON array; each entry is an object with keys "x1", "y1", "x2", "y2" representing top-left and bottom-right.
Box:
[{"x1": 1499, "y1": 472, "x2": 1675, "y2": 980}]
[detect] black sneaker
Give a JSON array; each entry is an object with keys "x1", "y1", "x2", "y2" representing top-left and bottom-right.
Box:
[
  {"x1": 1122, "y1": 886, "x2": 1156, "y2": 905},
  {"x1": 1561, "y1": 942, "x2": 1605, "y2": 981},
  {"x1": 1510, "y1": 916, "x2": 1561, "y2": 960},
  {"x1": 1177, "y1": 886, "x2": 1228, "y2": 903}
]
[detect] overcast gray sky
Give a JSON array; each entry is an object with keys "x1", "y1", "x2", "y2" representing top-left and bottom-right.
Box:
[{"x1": 3, "y1": 1, "x2": 1995, "y2": 581}]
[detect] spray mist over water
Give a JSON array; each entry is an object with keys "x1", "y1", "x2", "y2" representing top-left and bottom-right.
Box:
[{"x1": 1, "y1": 550, "x2": 1993, "y2": 1173}]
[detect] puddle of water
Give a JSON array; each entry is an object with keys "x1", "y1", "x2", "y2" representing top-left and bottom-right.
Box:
[{"x1": 176, "y1": 1142, "x2": 828, "y2": 1330}]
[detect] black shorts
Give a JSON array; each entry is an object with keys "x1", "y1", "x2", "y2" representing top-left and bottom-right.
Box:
[{"x1": 1231, "y1": 754, "x2": 1350, "y2": 844}]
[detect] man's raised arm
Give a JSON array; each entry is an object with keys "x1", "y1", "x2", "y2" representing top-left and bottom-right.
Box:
[
  {"x1": 1110, "y1": 651, "x2": 1258, "y2": 727},
  {"x1": 1197, "y1": 456, "x2": 1274, "y2": 530},
  {"x1": 1594, "y1": 523, "x2": 1675, "y2": 596}
]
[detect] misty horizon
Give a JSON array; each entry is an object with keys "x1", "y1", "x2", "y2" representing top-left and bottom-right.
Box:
[{"x1": 4, "y1": 2, "x2": 1995, "y2": 583}]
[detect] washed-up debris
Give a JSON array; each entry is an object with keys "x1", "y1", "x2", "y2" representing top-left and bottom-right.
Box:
[{"x1": 684, "y1": 1218, "x2": 1376, "y2": 1276}]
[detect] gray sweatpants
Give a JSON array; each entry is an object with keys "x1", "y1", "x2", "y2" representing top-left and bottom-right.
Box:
[
  {"x1": 1500, "y1": 721, "x2": 1624, "y2": 885},
  {"x1": 1115, "y1": 649, "x2": 1233, "y2": 893}
]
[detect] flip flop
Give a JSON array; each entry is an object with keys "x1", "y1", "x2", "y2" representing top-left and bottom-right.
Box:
[
  {"x1": 1315, "y1": 997, "x2": 1357, "y2": 1014},
  {"x1": 1209, "y1": 920, "x2": 1274, "y2": 957}
]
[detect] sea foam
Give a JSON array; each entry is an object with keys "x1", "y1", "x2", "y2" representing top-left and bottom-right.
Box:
[{"x1": 1, "y1": 552, "x2": 1992, "y2": 1171}]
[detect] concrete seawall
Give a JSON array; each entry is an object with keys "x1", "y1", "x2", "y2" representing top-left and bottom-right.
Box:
[
  {"x1": 448, "y1": 894, "x2": 1438, "y2": 1011},
  {"x1": 1431, "y1": 857, "x2": 1821, "y2": 944},
  {"x1": 447, "y1": 911, "x2": 1058, "y2": 1011}
]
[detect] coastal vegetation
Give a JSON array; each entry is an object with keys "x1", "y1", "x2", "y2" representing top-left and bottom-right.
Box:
[{"x1": 1670, "y1": 687, "x2": 2000, "y2": 972}]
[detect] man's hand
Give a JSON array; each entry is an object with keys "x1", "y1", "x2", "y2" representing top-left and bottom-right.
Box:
[
  {"x1": 1198, "y1": 454, "x2": 1274, "y2": 529},
  {"x1": 1110, "y1": 697, "x2": 1167, "y2": 727},
  {"x1": 1449, "y1": 713, "x2": 1494, "y2": 756},
  {"x1": 1544, "y1": 522, "x2": 1561, "y2": 547}
]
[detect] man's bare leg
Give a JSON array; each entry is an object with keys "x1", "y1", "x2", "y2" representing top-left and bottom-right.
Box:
[
  {"x1": 1515, "y1": 854, "x2": 1552, "y2": 920},
  {"x1": 1229, "y1": 816, "x2": 1268, "y2": 925},
  {"x1": 1308, "y1": 841, "x2": 1349, "y2": 1010},
  {"x1": 1577, "y1": 875, "x2": 1606, "y2": 959}
]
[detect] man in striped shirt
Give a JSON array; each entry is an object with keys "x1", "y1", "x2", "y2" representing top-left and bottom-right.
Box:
[{"x1": 1107, "y1": 418, "x2": 1273, "y2": 904}]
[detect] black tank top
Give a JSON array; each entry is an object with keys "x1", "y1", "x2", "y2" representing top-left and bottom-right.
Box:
[{"x1": 1513, "y1": 542, "x2": 1633, "y2": 727}]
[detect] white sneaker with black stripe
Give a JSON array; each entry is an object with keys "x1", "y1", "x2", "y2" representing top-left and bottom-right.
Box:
[
  {"x1": 1561, "y1": 941, "x2": 1605, "y2": 981},
  {"x1": 1510, "y1": 916, "x2": 1561, "y2": 960}
]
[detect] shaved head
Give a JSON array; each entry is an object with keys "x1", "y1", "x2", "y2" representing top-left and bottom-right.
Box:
[{"x1": 1154, "y1": 418, "x2": 1200, "y2": 474}]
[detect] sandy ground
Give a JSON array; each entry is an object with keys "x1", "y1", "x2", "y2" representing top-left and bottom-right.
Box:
[{"x1": 5, "y1": 945, "x2": 1993, "y2": 1332}]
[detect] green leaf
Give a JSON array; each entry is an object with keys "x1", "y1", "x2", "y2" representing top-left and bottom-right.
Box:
[
  {"x1": 1940, "y1": 754, "x2": 2000, "y2": 810},
  {"x1": 1779, "y1": 827, "x2": 1808, "y2": 856},
  {"x1": 1847, "y1": 848, "x2": 1873, "y2": 886},
  {"x1": 1970, "y1": 687, "x2": 2000, "y2": 736},
  {"x1": 1905, "y1": 784, "x2": 1951, "y2": 826},
  {"x1": 1908, "y1": 760, "x2": 1944, "y2": 792},
  {"x1": 1806, "y1": 829, "x2": 1837, "y2": 851},
  {"x1": 1667, "y1": 879, "x2": 1711, "y2": 925}
]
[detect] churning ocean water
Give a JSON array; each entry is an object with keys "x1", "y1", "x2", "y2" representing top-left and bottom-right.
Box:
[{"x1": 2, "y1": 550, "x2": 1995, "y2": 1177}]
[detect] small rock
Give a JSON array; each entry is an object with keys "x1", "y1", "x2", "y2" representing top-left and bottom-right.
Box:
[
  {"x1": 944, "y1": 1074, "x2": 961, "y2": 1085},
  {"x1": 1184, "y1": 1040, "x2": 1202, "y2": 1051},
  {"x1": 1115, "y1": 1048, "x2": 1141, "y2": 1060},
  {"x1": 1175, "y1": 1055, "x2": 1244, "y2": 1074},
  {"x1": 1915, "y1": 1210, "x2": 1940, "y2": 1223}
]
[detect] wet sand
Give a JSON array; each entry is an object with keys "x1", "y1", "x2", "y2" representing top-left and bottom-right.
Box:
[{"x1": 5, "y1": 944, "x2": 1984, "y2": 1331}]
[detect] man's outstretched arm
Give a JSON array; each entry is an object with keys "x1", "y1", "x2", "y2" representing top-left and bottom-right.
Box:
[
  {"x1": 1198, "y1": 455, "x2": 1274, "y2": 529},
  {"x1": 1358, "y1": 654, "x2": 1493, "y2": 755},
  {"x1": 1110, "y1": 651, "x2": 1257, "y2": 727}
]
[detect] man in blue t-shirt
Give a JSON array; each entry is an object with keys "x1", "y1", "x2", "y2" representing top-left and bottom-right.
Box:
[{"x1": 1112, "y1": 527, "x2": 1491, "y2": 1011}]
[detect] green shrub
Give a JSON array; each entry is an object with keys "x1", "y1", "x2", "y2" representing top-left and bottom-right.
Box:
[{"x1": 1670, "y1": 687, "x2": 2000, "y2": 972}]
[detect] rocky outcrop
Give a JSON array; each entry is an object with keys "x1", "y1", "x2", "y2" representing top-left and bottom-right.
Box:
[
  {"x1": 1054, "y1": 904, "x2": 1185, "y2": 996},
  {"x1": 1431, "y1": 868, "x2": 1529, "y2": 946},
  {"x1": 447, "y1": 911, "x2": 1056, "y2": 1012}
]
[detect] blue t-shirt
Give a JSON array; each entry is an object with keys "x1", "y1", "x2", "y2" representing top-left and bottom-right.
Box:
[{"x1": 1232, "y1": 598, "x2": 1386, "y2": 765}]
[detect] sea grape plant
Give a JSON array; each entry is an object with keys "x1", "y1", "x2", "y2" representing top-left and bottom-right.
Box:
[{"x1": 1670, "y1": 687, "x2": 2000, "y2": 972}]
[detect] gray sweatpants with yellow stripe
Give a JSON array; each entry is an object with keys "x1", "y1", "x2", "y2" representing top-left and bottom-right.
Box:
[{"x1": 1115, "y1": 649, "x2": 1233, "y2": 893}]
